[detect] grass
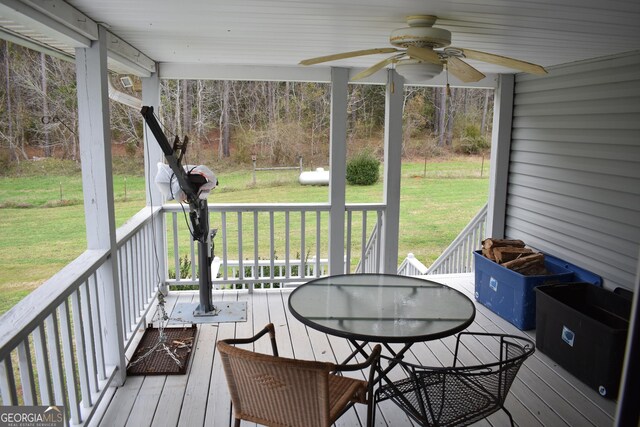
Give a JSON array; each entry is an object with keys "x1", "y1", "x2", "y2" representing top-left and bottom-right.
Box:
[{"x1": 0, "y1": 155, "x2": 489, "y2": 314}]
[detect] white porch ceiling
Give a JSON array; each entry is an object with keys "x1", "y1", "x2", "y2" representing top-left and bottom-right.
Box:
[{"x1": 1, "y1": 0, "x2": 640, "y2": 84}]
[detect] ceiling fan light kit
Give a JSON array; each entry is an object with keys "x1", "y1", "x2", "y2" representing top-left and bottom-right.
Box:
[
  {"x1": 299, "y1": 15, "x2": 547, "y2": 84},
  {"x1": 395, "y1": 60, "x2": 443, "y2": 82}
]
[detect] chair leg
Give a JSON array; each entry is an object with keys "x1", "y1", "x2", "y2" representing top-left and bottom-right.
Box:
[
  {"x1": 234, "y1": 418, "x2": 241, "y2": 427},
  {"x1": 503, "y1": 406, "x2": 515, "y2": 427},
  {"x1": 368, "y1": 392, "x2": 376, "y2": 427}
]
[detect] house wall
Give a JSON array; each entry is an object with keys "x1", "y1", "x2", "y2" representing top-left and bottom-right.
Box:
[{"x1": 505, "y1": 51, "x2": 640, "y2": 291}]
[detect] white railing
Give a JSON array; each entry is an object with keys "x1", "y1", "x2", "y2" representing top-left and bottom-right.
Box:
[
  {"x1": 0, "y1": 206, "x2": 161, "y2": 425},
  {"x1": 0, "y1": 202, "x2": 384, "y2": 423},
  {"x1": 425, "y1": 203, "x2": 488, "y2": 275},
  {"x1": 212, "y1": 257, "x2": 331, "y2": 289},
  {"x1": 397, "y1": 253, "x2": 429, "y2": 276},
  {"x1": 115, "y1": 207, "x2": 164, "y2": 345},
  {"x1": 353, "y1": 215, "x2": 382, "y2": 273},
  {"x1": 164, "y1": 203, "x2": 384, "y2": 290}
]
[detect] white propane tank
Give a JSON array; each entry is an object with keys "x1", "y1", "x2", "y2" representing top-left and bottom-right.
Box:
[{"x1": 299, "y1": 167, "x2": 330, "y2": 185}]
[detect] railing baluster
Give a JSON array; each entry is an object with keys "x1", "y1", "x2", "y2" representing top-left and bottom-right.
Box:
[
  {"x1": 88, "y1": 274, "x2": 106, "y2": 381},
  {"x1": 315, "y1": 211, "x2": 321, "y2": 277},
  {"x1": 130, "y1": 237, "x2": 139, "y2": 324},
  {"x1": 375, "y1": 211, "x2": 382, "y2": 273},
  {"x1": 60, "y1": 301, "x2": 81, "y2": 423},
  {"x1": 127, "y1": 241, "x2": 136, "y2": 333},
  {"x1": 253, "y1": 211, "x2": 259, "y2": 279},
  {"x1": 172, "y1": 212, "x2": 180, "y2": 282},
  {"x1": 120, "y1": 241, "x2": 135, "y2": 337},
  {"x1": 45, "y1": 313, "x2": 65, "y2": 406},
  {"x1": 118, "y1": 249, "x2": 130, "y2": 337},
  {"x1": 346, "y1": 210, "x2": 352, "y2": 274},
  {"x1": 189, "y1": 227, "x2": 196, "y2": 282},
  {"x1": 300, "y1": 211, "x2": 306, "y2": 279},
  {"x1": 221, "y1": 211, "x2": 228, "y2": 281},
  {"x1": 0, "y1": 358, "x2": 18, "y2": 405},
  {"x1": 80, "y1": 282, "x2": 99, "y2": 394},
  {"x1": 237, "y1": 212, "x2": 245, "y2": 285},
  {"x1": 141, "y1": 226, "x2": 149, "y2": 303},
  {"x1": 269, "y1": 211, "x2": 275, "y2": 281},
  {"x1": 71, "y1": 289, "x2": 92, "y2": 408},
  {"x1": 32, "y1": 323, "x2": 53, "y2": 405},
  {"x1": 285, "y1": 211, "x2": 290, "y2": 279},
  {"x1": 361, "y1": 211, "x2": 367, "y2": 271},
  {"x1": 17, "y1": 339, "x2": 36, "y2": 405}
]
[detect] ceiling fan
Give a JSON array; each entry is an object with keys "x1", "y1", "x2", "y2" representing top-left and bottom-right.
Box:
[{"x1": 299, "y1": 15, "x2": 547, "y2": 83}]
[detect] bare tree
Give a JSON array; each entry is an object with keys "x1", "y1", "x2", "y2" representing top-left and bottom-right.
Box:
[{"x1": 219, "y1": 80, "x2": 231, "y2": 158}]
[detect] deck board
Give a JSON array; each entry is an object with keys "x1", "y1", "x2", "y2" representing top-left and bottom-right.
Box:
[{"x1": 96, "y1": 274, "x2": 617, "y2": 427}]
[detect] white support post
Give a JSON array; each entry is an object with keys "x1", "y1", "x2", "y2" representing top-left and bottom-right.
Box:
[
  {"x1": 142, "y1": 72, "x2": 168, "y2": 294},
  {"x1": 382, "y1": 69, "x2": 404, "y2": 274},
  {"x1": 486, "y1": 74, "x2": 515, "y2": 239},
  {"x1": 75, "y1": 25, "x2": 126, "y2": 386},
  {"x1": 328, "y1": 67, "x2": 349, "y2": 275}
]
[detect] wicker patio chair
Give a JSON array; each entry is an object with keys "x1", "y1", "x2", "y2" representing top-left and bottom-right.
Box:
[
  {"x1": 217, "y1": 323, "x2": 381, "y2": 427},
  {"x1": 374, "y1": 332, "x2": 535, "y2": 427}
]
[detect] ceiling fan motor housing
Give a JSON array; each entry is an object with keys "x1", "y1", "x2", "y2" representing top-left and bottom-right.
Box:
[{"x1": 390, "y1": 15, "x2": 452, "y2": 49}]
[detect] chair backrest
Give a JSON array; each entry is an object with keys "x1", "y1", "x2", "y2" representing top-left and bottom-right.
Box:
[
  {"x1": 391, "y1": 333, "x2": 535, "y2": 427},
  {"x1": 451, "y1": 335, "x2": 531, "y2": 406},
  {"x1": 217, "y1": 341, "x2": 337, "y2": 427}
]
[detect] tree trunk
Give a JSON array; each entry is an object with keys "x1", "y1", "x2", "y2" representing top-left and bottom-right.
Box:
[
  {"x1": 196, "y1": 80, "x2": 204, "y2": 138},
  {"x1": 446, "y1": 87, "x2": 456, "y2": 146},
  {"x1": 41, "y1": 52, "x2": 51, "y2": 157},
  {"x1": 481, "y1": 90, "x2": 491, "y2": 135},
  {"x1": 182, "y1": 79, "x2": 191, "y2": 134},
  {"x1": 437, "y1": 86, "x2": 447, "y2": 147},
  {"x1": 220, "y1": 80, "x2": 231, "y2": 158},
  {"x1": 174, "y1": 80, "x2": 182, "y2": 136},
  {"x1": 284, "y1": 81, "x2": 290, "y2": 122},
  {"x1": 4, "y1": 42, "x2": 17, "y2": 161}
]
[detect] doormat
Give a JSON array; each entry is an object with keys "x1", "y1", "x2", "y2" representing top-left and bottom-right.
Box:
[{"x1": 127, "y1": 325, "x2": 197, "y2": 376}]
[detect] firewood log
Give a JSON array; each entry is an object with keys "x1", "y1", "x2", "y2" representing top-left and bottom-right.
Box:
[
  {"x1": 493, "y1": 247, "x2": 534, "y2": 264},
  {"x1": 502, "y1": 253, "x2": 544, "y2": 270},
  {"x1": 482, "y1": 238, "x2": 526, "y2": 249},
  {"x1": 481, "y1": 238, "x2": 526, "y2": 260}
]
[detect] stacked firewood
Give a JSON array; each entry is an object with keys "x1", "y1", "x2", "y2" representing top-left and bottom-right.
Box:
[{"x1": 482, "y1": 238, "x2": 548, "y2": 276}]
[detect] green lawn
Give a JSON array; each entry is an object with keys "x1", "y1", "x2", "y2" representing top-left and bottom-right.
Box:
[{"x1": 0, "y1": 156, "x2": 488, "y2": 314}]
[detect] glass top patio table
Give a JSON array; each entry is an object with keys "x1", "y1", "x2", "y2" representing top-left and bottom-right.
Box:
[{"x1": 288, "y1": 273, "x2": 476, "y2": 344}]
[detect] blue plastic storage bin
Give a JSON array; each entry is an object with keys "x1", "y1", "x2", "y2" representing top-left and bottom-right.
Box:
[{"x1": 473, "y1": 250, "x2": 601, "y2": 330}]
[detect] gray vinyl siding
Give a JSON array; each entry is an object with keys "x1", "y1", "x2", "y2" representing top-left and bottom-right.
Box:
[{"x1": 505, "y1": 51, "x2": 640, "y2": 291}]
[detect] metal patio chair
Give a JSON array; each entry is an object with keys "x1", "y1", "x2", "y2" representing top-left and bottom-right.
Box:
[
  {"x1": 217, "y1": 323, "x2": 381, "y2": 427},
  {"x1": 374, "y1": 332, "x2": 535, "y2": 427}
]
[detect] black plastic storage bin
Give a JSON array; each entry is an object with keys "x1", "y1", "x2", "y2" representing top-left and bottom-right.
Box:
[{"x1": 535, "y1": 282, "x2": 632, "y2": 398}]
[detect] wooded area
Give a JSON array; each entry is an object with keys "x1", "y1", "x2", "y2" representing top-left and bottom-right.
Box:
[{"x1": 0, "y1": 40, "x2": 494, "y2": 170}]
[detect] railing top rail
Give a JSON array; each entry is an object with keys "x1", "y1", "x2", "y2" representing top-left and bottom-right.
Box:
[
  {"x1": 344, "y1": 203, "x2": 386, "y2": 211},
  {"x1": 163, "y1": 202, "x2": 330, "y2": 213},
  {"x1": 0, "y1": 249, "x2": 109, "y2": 360},
  {"x1": 116, "y1": 206, "x2": 161, "y2": 248},
  {"x1": 162, "y1": 202, "x2": 386, "y2": 213}
]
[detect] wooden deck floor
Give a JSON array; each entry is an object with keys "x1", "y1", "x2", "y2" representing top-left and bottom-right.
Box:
[{"x1": 93, "y1": 273, "x2": 617, "y2": 427}]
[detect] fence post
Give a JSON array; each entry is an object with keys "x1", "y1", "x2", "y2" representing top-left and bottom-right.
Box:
[{"x1": 252, "y1": 155, "x2": 257, "y2": 185}]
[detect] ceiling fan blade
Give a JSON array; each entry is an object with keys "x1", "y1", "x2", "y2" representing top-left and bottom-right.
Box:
[
  {"x1": 459, "y1": 48, "x2": 547, "y2": 75},
  {"x1": 300, "y1": 48, "x2": 399, "y2": 66},
  {"x1": 352, "y1": 54, "x2": 406, "y2": 81},
  {"x1": 406, "y1": 46, "x2": 442, "y2": 65},
  {"x1": 446, "y1": 57, "x2": 486, "y2": 83}
]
